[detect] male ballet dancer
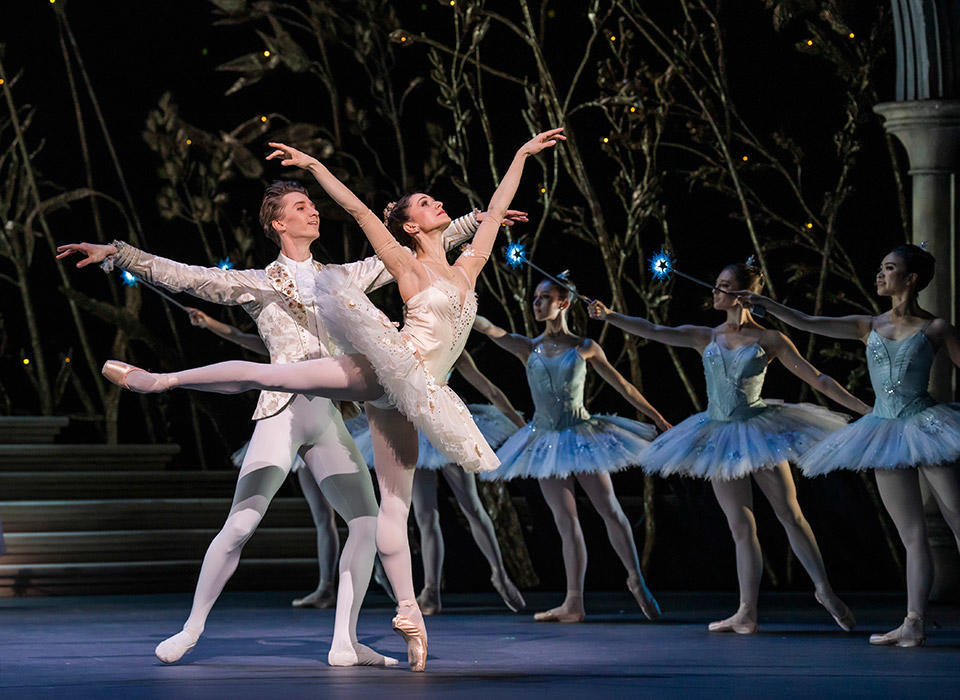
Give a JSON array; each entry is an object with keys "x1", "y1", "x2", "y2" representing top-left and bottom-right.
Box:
[{"x1": 57, "y1": 181, "x2": 517, "y2": 666}]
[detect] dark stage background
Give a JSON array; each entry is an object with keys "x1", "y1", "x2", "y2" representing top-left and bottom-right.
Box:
[{"x1": 0, "y1": 1, "x2": 929, "y2": 597}]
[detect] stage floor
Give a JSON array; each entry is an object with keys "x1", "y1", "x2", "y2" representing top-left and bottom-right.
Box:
[{"x1": 1, "y1": 591, "x2": 958, "y2": 699}]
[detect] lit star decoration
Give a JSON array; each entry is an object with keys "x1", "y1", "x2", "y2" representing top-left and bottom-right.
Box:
[
  {"x1": 648, "y1": 248, "x2": 765, "y2": 316},
  {"x1": 121, "y1": 271, "x2": 139, "y2": 287},
  {"x1": 503, "y1": 243, "x2": 588, "y2": 301},
  {"x1": 118, "y1": 269, "x2": 190, "y2": 311},
  {"x1": 217, "y1": 257, "x2": 234, "y2": 270}
]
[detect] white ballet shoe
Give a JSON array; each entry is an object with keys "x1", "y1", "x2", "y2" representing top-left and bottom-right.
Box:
[
  {"x1": 815, "y1": 590, "x2": 856, "y2": 632},
  {"x1": 869, "y1": 613, "x2": 925, "y2": 647},
  {"x1": 533, "y1": 605, "x2": 585, "y2": 623},
  {"x1": 708, "y1": 604, "x2": 758, "y2": 634},
  {"x1": 155, "y1": 628, "x2": 201, "y2": 663},
  {"x1": 328, "y1": 642, "x2": 399, "y2": 667},
  {"x1": 291, "y1": 584, "x2": 336, "y2": 609}
]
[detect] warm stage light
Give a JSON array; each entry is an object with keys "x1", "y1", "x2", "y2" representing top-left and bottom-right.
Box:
[
  {"x1": 185, "y1": 139, "x2": 192, "y2": 145},
  {"x1": 65, "y1": 357, "x2": 71, "y2": 364},
  {"x1": 602, "y1": 137, "x2": 609, "y2": 143},
  {"x1": 849, "y1": 32, "x2": 855, "y2": 39},
  {"x1": 260, "y1": 116, "x2": 268, "y2": 122},
  {"x1": 630, "y1": 106, "x2": 636, "y2": 113},
  {"x1": 22, "y1": 358, "x2": 30, "y2": 365},
  {"x1": 540, "y1": 187, "x2": 546, "y2": 194},
  {"x1": 610, "y1": 35, "x2": 616, "y2": 42},
  {"x1": 806, "y1": 222, "x2": 814, "y2": 229},
  {"x1": 0, "y1": 79, "x2": 4, "y2": 86},
  {"x1": 263, "y1": 50, "x2": 271, "y2": 57},
  {"x1": 806, "y1": 40, "x2": 813, "y2": 46},
  {"x1": 741, "y1": 155, "x2": 748, "y2": 162}
]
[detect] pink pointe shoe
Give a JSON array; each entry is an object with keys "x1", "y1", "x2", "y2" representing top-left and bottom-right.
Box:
[
  {"x1": 708, "y1": 604, "x2": 758, "y2": 634},
  {"x1": 101, "y1": 360, "x2": 163, "y2": 393},
  {"x1": 815, "y1": 590, "x2": 856, "y2": 632},
  {"x1": 392, "y1": 601, "x2": 428, "y2": 672}
]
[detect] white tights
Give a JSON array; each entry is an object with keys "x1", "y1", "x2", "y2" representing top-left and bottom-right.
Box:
[
  {"x1": 874, "y1": 465, "x2": 960, "y2": 618},
  {"x1": 295, "y1": 468, "x2": 339, "y2": 594},
  {"x1": 711, "y1": 462, "x2": 840, "y2": 619}
]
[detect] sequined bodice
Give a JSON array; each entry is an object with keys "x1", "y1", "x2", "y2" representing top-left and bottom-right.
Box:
[
  {"x1": 525, "y1": 346, "x2": 591, "y2": 430},
  {"x1": 402, "y1": 276, "x2": 477, "y2": 381},
  {"x1": 702, "y1": 340, "x2": 769, "y2": 420},
  {"x1": 866, "y1": 330, "x2": 936, "y2": 418}
]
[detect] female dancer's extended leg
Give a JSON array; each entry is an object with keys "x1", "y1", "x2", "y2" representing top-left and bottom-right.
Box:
[
  {"x1": 536, "y1": 476, "x2": 587, "y2": 622},
  {"x1": 710, "y1": 476, "x2": 761, "y2": 633},
  {"x1": 293, "y1": 470, "x2": 339, "y2": 609},
  {"x1": 411, "y1": 470, "x2": 444, "y2": 614},
  {"x1": 576, "y1": 472, "x2": 659, "y2": 619}
]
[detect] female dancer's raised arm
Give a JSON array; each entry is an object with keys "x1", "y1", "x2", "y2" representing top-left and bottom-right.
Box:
[
  {"x1": 739, "y1": 293, "x2": 872, "y2": 340},
  {"x1": 472, "y1": 315, "x2": 535, "y2": 361},
  {"x1": 587, "y1": 301, "x2": 712, "y2": 350}
]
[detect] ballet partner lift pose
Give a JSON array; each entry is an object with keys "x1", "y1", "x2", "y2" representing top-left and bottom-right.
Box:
[
  {"x1": 589, "y1": 260, "x2": 868, "y2": 634},
  {"x1": 473, "y1": 277, "x2": 671, "y2": 623},
  {"x1": 741, "y1": 244, "x2": 960, "y2": 647},
  {"x1": 93, "y1": 128, "x2": 564, "y2": 670}
]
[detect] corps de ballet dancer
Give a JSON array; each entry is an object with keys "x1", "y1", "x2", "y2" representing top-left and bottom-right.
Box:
[
  {"x1": 589, "y1": 260, "x2": 868, "y2": 634},
  {"x1": 346, "y1": 348, "x2": 527, "y2": 615},
  {"x1": 57, "y1": 176, "x2": 486, "y2": 667},
  {"x1": 83, "y1": 128, "x2": 564, "y2": 671},
  {"x1": 741, "y1": 244, "x2": 960, "y2": 647},
  {"x1": 472, "y1": 278, "x2": 670, "y2": 623}
]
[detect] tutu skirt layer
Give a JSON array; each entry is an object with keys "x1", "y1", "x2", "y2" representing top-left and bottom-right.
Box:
[
  {"x1": 480, "y1": 414, "x2": 656, "y2": 481},
  {"x1": 798, "y1": 403, "x2": 960, "y2": 475},
  {"x1": 318, "y1": 284, "x2": 498, "y2": 472},
  {"x1": 641, "y1": 401, "x2": 849, "y2": 481},
  {"x1": 347, "y1": 404, "x2": 520, "y2": 470}
]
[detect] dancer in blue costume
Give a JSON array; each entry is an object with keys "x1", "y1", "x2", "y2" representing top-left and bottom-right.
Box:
[
  {"x1": 474, "y1": 278, "x2": 671, "y2": 623},
  {"x1": 347, "y1": 349, "x2": 527, "y2": 615},
  {"x1": 590, "y1": 261, "x2": 869, "y2": 634},
  {"x1": 740, "y1": 244, "x2": 960, "y2": 647}
]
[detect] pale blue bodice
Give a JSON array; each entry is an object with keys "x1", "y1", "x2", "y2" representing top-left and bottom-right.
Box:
[
  {"x1": 526, "y1": 346, "x2": 591, "y2": 430},
  {"x1": 702, "y1": 340, "x2": 769, "y2": 420},
  {"x1": 866, "y1": 330, "x2": 936, "y2": 419}
]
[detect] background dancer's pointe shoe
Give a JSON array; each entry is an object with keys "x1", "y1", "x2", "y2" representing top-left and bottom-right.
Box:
[
  {"x1": 869, "y1": 613, "x2": 925, "y2": 647},
  {"x1": 292, "y1": 584, "x2": 336, "y2": 609},
  {"x1": 708, "y1": 605, "x2": 758, "y2": 634},
  {"x1": 627, "y1": 576, "x2": 661, "y2": 621},
  {"x1": 155, "y1": 628, "x2": 201, "y2": 663},
  {"x1": 533, "y1": 606, "x2": 585, "y2": 623},
  {"x1": 491, "y1": 573, "x2": 525, "y2": 613},
  {"x1": 392, "y1": 601, "x2": 427, "y2": 672},
  {"x1": 101, "y1": 361, "x2": 167, "y2": 393},
  {"x1": 815, "y1": 590, "x2": 856, "y2": 632},
  {"x1": 416, "y1": 586, "x2": 440, "y2": 616}
]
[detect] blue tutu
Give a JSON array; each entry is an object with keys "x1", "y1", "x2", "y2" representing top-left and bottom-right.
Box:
[{"x1": 346, "y1": 404, "x2": 521, "y2": 470}]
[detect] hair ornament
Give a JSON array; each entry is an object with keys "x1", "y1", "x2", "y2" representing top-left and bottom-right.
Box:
[
  {"x1": 382, "y1": 201, "x2": 398, "y2": 225},
  {"x1": 919, "y1": 240, "x2": 929, "y2": 250}
]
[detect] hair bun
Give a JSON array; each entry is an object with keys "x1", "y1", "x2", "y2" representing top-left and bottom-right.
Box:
[{"x1": 744, "y1": 254, "x2": 763, "y2": 277}]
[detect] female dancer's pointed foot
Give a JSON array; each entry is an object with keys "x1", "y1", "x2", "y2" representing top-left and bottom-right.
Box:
[
  {"x1": 533, "y1": 601, "x2": 585, "y2": 623},
  {"x1": 869, "y1": 613, "x2": 925, "y2": 647},
  {"x1": 101, "y1": 360, "x2": 171, "y2": 393},
  {"x1": 155, "y1": 628, "x2": 201, "y2": 663},
  {"x1": 708, "y1": 604, "x2": 758, "y2": 634},
  {"x1": 328, "y1": 642, "x2": 399, "y2": 667},
  {"x1": 292, "y1": 583, "x2": 336, "y2": 609},
  {"x1": 373, "y1": 556, "x2": 397, "y2": 603},
  {"x1": 392, "y1": 600, "x2": 427, "y2": 672},
  {"x1": 491, "y1": 572, "x2": 525, "y2": 613},
  {"x1": 815, "y1": 590, "x2": 856, "y2": 632},
  {"x1": 627, "y1": 576, "x2": 661, "y2": 621},
  {"x1": 416, "y1": 586, "x2": 441, "y2": 616}
]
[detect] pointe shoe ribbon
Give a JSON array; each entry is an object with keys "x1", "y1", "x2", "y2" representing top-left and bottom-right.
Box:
[{"x1": 392, "y1": 601, "x2": 427, "y2": 672}]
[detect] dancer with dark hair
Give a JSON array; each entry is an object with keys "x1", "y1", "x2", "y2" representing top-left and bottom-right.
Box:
[
  {"x1": 347, "y1": 349, "x2": 527, "y2": 615},
  {"x1": 590, "y1": 260, "x2": 868, "y2": 634},
  {"x1": 473, "y1": 278, "x2": 669, "y2": 623},
  {"x1": 77, "y1": 128, "x2": 563, "y2": 670},
  {"x1": 56, "y1": 178, "x2": 488, "y2": 667},
  {"x1": 740, "y1": 244, "x2": 960, "y2": 647}
]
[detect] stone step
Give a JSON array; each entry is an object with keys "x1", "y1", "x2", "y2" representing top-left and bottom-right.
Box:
[
  {"x1": 0, "y1": 444, "x2": 180, "y2": 471},
  {"x1": 0, "y1": 471, "x2": 240, "y2": 500},
  {"x1": 0, "y1": 559, "x2": 322, "y2": 597},
  {"x1": 0, "y1": 416, "x2": 69, "y2": 444},
  {"x1": 1, "y1": 528, "x2": 320, "y2": 564},
  {"x1": 0, "y1": 498, "x2": 317, "y2": 532}
]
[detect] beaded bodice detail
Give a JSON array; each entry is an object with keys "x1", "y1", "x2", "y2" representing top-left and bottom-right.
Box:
[
  {"x1": 702, "y1": 340, "x2": 769, "y2": 421},
  {"x1": 525, "y1": 346, "x2": 591, "y2": 430},
  {"x1": 866, "y1": 330, "x2": 936, "y2": 419},
  {"x1": 401, "y1": 273, "x2": 477, "y2": 381}
]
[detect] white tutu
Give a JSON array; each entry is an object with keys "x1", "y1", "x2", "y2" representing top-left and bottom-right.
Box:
[
  {"x1": 480, "y1": 414, "x2": 656, "y2": 481},
  {"x1": 346, "y1": 404, "x2": 521, "y2": 470},
  {"x1": 640, "y1": 401, "x2": 850, "y2": 481},
  {"x1": 315, "y1": 281, "x2": 499, "y2": 473},
  {"x1": 798, "y1": 403, "x2": 960, "y2": 475}
]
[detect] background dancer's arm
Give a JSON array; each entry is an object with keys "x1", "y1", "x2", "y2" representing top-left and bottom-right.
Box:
[
  {"x1": 454, "y1": 351, "x2": 525, "y2": 428},
  {"x1": 458, "y1": 128, "x2": 565, "y2": 281},
  {"x1": 767, "y1": 331, "x2": 871, "y2": 414},
  {"x1": 739, "y1": 293, "x2": 871, "y2": 341},
  {"x1": 588, "y1": 300, "x2": 711, "y2": 350},
  {"x1": 186, "y1": 308, "x2": 268, "y2": 355},
  {"x1": 581, "y1": 340, "x2": 672, "y2": 432},
  {"x1": 472, "y1": 315, "x2": 533, "y2": 361}
]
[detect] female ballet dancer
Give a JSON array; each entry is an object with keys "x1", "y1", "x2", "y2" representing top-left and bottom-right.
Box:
[
  {"x1": 347, "y1": 349, "x2": 527, "y2": 615},
  {"x1": 589, "y1": 261, "x2": 868, "y2": 634},
  {"x1": 98, "y1": 129, "x2": 564, "y2": 670},
  {"x1": 740, "y1": 244, "x2": 960, "y2": 647},
  {"x1": 472, "y1": 278, "x2": 670, "y2": 623}
]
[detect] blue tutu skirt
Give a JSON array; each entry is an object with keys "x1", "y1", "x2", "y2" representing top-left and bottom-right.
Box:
[
  {"x1": 640, "y1": 401, "x2": 849, "y2": 481},
  {"x1": 480, "y1": 414, "x2": 656, "y2": 481},
  {"x1": 798, "y1": 403, "x2": 960, "y2": 475},
  {"x1": 345, "y1": 404, "x2": 521, "y2": 470}
]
